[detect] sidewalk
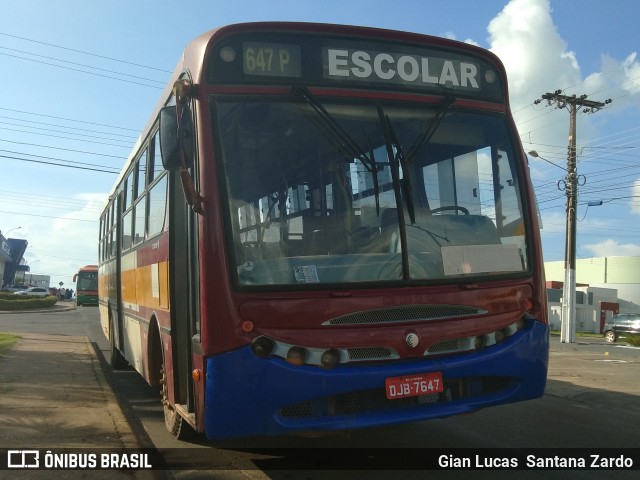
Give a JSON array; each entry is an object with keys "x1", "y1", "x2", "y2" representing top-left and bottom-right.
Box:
[{"x1": 0, "y1": 333, "x2": 156, "y2": 478}]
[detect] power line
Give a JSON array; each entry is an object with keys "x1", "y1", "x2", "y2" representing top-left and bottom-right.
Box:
[
  {"x1": 0, "y1": 138, "x2": 126, "y2": 159},
  {"x1": 0, "y1": 31, "x2": 171, "y2": 73},
  {"x1": 0, "y1": 114, "x2": 138, "y2": 140},
  {"x1": 0, "y1": 209, "x2": 98, "y2": 222},
  {"x1": 0, "y1": 107, "x2": 139, "y2": 132},
  {"x1": 0, "y1": 46, "x2": 166, "y2": 85},
  {"x1": 0, "y1": 148, "x2": 120, "y2": 170},
  {"x1": 0, "y1": 125, "x2": 133, "y2": 149},
  {"x1": 0, "y1": 154, "x2": 119, "y2": 174},
  {"x1": 0, "y1": 51, "x2": 164, "y2": 89}
]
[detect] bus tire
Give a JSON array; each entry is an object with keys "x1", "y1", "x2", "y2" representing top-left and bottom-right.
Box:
[
  {"x1": 109, "y1": 315, "x2": 128, "y2": 370},
  {"x1": 160, "y1": 361, "x2": 193, "y2": 440}
]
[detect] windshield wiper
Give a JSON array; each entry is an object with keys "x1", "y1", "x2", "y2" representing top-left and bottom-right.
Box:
[
  {"x1": 377, "y1": 106, "x2": 415, "y2": 224},
  {"x1": 377, "y1": 99, "x2": 455, "y2": 280},
  {"x1": 405, "y1": 95, "x2": 456, "y2": 165},
  {"x1": 292, "y1": 86, "x2": 381, "y2": 215}
]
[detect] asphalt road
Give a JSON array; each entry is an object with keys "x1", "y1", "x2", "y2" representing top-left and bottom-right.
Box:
[{"x1": 1, "y1": 306, "x2": 639, "y2": 479}]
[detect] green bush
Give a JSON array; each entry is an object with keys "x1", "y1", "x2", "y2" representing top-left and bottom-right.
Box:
[{"x1": 0, "y1": 293, "x2": 58, "y2": 311}]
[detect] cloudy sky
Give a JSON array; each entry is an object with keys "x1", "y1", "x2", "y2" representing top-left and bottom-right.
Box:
[{"x1": 0, "y1": 0, "x2": 639, "y2": 287}]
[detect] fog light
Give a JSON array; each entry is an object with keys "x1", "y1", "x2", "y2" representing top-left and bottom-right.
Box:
[
  {"x1": 287, "y1": 346, "x2": 307, "y2": 365},
  {"x1": 251, "y1": 336, "x2": 274, "y2": 358},
  {"x1": 474, "y1": 335, "x2": 486, "y2": 350},
  {"x1": 320, "y1": 349, "x2": 340, "y2": 369}
]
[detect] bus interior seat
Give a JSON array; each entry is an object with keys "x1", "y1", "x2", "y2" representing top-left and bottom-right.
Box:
[{"x1": 380, "y1": 208, "x2": 502, "y2": 253}]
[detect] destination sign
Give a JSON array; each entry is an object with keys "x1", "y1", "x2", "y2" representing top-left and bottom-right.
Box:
[
  {"x1": 324, "y1": 48, "x2": 481, "y2": 91},
  {"x1": 242, "y1": 42, "x2": 301, "y2": 78}
]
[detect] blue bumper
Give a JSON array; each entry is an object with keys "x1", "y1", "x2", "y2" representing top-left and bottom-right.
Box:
[{"x1": 204, "y1": 322, "x2": 549, "y2": 440}]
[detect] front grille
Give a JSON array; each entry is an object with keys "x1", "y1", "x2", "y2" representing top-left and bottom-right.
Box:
[
  {"x1": 347, "y1": 347, "x2": 397, "y2": 361},
  {"x1": 279, "y1": 376, "x2": 515, "y2": 419},
  {"x1": 427, "y1": 338, "x2": 473, "y2": 354},
  {"x1": 324, "y1": 304, "x2": 487, "y2": 326}
]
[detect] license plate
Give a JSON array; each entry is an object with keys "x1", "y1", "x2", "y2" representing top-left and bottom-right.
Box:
[{"x1": 385, "y1": 372, "x2": 443, "y2": 400}]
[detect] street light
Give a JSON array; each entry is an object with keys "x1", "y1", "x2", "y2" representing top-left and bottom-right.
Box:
[
  {"x1": 527, "y1": 151, "x2": 567, "y2": 171},
  {"x1": 2, "y1": 226, "x2": 21, "y2": 237}
]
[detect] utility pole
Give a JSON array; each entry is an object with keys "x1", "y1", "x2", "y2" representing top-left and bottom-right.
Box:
[{"x1": 534, "y1": 91, "x2": 612, "y2": 343}]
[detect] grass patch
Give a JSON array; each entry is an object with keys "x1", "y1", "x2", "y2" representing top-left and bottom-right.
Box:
[{"x1": 0, "y1": 333, "x2": 20, "y2": 358}]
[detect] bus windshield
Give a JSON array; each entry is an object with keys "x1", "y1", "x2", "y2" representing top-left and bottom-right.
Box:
[
  {"x1": 77, "y1": 271, "x2": 98, "y2": 291},
  {"x1": 213, "y1": 95, "x2": 528, "y2": 288}
]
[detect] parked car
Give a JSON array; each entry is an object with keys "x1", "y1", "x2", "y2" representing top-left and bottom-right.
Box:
[
  {"x1": 3, "y1": 285, "x2": 28, "y2": 293},
  {"x1": 603, "y1": 313, "x2": 640, "y2": 343},
  {"x1": 13, "y1": 287, "x2": 51, "y2": 297}
]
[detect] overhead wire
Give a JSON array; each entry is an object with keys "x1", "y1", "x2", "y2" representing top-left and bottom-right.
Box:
[{"x1": 0, "y1": 31, "x2": 172, "y2": 73}]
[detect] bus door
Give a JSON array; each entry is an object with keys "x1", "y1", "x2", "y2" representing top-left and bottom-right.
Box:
[
  {"x1": 168, "y1": 170, "x2": 199, "y2": 418},
  {"x1": 109, "y1": 191, "x2": 127, "y2": 362},
  {"x1": 113, "y1": 191, "x2": 125, "y2": 357}
]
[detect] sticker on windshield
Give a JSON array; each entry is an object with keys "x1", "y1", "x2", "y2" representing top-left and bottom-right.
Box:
[{"x1": 294, "y1": 265, "x2": 320, "y2": 283}]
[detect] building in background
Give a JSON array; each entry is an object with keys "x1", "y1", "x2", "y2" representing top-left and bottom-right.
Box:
[
  {"x1": 545, "y1": 256, "x2": 640, "y2": 333},
  {"x1": 0, "y1": 231, "x2": 49, "y2": 288}
]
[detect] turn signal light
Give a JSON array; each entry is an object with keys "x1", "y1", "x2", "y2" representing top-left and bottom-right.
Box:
[{"x1": 525, "y1": 298, "x2": 534, "y2": 312}]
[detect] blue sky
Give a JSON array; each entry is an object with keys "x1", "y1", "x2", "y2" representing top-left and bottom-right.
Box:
[{"x1": 0, "y1": 0, "x2": 639, "y2": 287}]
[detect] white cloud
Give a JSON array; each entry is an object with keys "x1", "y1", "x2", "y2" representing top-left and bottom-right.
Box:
[
  {"x1": 488, "y1": 0, "x2": 581, "y2": 105},
  {"x1": 19, "y1": 193, "x2": 106, "y2": 288},
  {"x1": 632, "y1": 179, "x2": 640, "y2": 215},
  {"x1": 485, "y1": 0, "x2": 640, "y2": 155},
  {"x1": 584, "y1": 239, "x2": 640, "y2": 257}
]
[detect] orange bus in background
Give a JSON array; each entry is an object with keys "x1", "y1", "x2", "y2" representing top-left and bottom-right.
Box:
[{"x1": 98, "y1": 22, "x2": 548, "y2": 441}]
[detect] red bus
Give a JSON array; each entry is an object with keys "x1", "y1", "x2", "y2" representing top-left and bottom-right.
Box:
[
  {"x1": 98, "y1": 22, "x2": 548, "y2": 441},
  {"x1": 73, "y1": 265, "x2": 98, "y2": 306}
]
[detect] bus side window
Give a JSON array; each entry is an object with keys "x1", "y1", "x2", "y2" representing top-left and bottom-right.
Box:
[
  {"x1": 150, "y1": 131, "x2": 161, "y2": 183},
  {"x1": 148, "y1": 174, "x2": 168, "y2": 238}
]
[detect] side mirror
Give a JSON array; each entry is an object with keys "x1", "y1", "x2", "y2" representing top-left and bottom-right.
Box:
[{"x1": 159, "y1": 105, "x2": 194, "y2": 170}]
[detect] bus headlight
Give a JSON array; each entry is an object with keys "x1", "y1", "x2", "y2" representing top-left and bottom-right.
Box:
[
  {"x1": 320, "y1": 349, "x2": 340, "y2": 369},
  {"x1": 286, "y1": 346, "x2": 307, "y2": 365},
  {"x1": 494, "y1": 329, "x2": 507, "y2": 343}
]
